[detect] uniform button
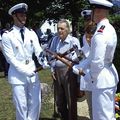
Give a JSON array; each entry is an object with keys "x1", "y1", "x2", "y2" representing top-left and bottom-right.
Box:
[{"x1": 92, "y1": 81, "x2": 94, "y2": 83}]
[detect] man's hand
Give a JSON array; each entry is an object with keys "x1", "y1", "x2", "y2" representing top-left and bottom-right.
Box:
[
  {"x1": 25, "y1": 70, "x2": 35, "y2": 77},
  {"x1": 72, "y1": 65, "x2": 80, "y2": 75},
  {"x1": 42, "y1": 60, "x2": 50, "y2": 69},
  {"x1": 72, "y1": 65, "x2": 85, "y2": 76}
]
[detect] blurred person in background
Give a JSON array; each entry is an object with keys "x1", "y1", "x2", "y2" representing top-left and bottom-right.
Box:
[{"x1": 80, "y1": 9, "x2": 96, "y2": 120}]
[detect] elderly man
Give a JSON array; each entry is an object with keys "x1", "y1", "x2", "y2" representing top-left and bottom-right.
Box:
[
  {"x1": 1, "y1": 3, "x2": 48, "y2": 120},
  {"x1": 49, "y1": 19, "x2": 81, "y2": 120},
  {"x1": 73, "y1": 0, "x2": 119, "y2": 120}
]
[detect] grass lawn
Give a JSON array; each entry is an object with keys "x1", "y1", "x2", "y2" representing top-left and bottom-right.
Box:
[
  {"x1": 0, "y1": 69, "x2": 59, "y2": 120},
  {"x1": 0, "y1": 69, "x2": 91, "y2": 120}
]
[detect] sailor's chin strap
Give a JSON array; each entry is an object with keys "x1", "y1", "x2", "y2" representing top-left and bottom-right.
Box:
[{"x1": 15, "y1": 14, "x2": 25, "y2": 26}]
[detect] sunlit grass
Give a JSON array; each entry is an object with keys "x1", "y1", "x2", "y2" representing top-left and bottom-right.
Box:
[
  {"x1": 0, "y1": 69, "x2": 57, "y2": 120},
  {"x1": 0, "y1": 72, "x2": 15, "y2": 120}
]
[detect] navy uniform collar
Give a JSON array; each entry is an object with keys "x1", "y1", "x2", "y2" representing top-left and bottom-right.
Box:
[{"x1": 13, "y1": 25, "x2": 25, "y2": 31}]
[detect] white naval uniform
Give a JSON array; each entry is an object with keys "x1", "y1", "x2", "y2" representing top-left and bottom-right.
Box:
[
  {"x1": 2, "y1": 25, "x2": 43, "y2": 120},
  {"x1": 79, "y1": 34, "x2": 91, "y2": 91},
  {"x1": 80, "y1": 34, "x2": 93, "y2": 119},
  {"x1": 77, "y1": 19, "x2": 119, "y2": 120},
  {"x1": 81, "y1": 34, "x2": 90, "y2": 58}
]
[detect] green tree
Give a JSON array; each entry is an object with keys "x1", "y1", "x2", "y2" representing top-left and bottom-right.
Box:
[
  {"x1": 0, "y1": 0, "x2": 120, "y2": 87},
  {"x1": 0, "y1": 0, "x2": 89, "y2": 36}
]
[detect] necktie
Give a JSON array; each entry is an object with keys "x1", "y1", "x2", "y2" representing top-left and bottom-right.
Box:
[{"x1": 20, "y1": 29, "x2": 24, "y2": 42}]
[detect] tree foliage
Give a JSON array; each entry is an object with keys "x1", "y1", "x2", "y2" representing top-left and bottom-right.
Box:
[
  {"x1": 0, "y1": 0, "x2": 89, "y2": 36},
  {"x1": 110, "y1": 15, "x2": 120, "y2": 92},
  {"x1": 0, "y1": 0, "x2": 120, "y2": 83}
]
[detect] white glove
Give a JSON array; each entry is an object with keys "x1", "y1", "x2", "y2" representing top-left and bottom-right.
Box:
[
  {"x1": 25, "y1": 70, "x2": 35, "y2": 77},
  {"x1": 42, "y1": 60, "x2": 50, "y2": 69},
  {"x1": 43, "y1": 64, "x2": 49, "y2": 69},
  {"x1": 72, "y1": 65, "x2": 80, "y2": 75}
]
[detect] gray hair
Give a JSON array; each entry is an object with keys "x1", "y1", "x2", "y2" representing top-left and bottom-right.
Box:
[{"x1": 57, "y1": 19, "x2": 71, "y2": 33}]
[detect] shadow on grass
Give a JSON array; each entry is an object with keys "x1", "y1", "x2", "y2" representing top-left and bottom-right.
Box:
[
  {"x1": 78, "y1": 116, "x2": 90, "y2": 120},
  {"x1": 40, "y1": 116, "x2": 90, "y2": 120},
  {"x1": 40, "y1": 118, "x2": 58, "y2": 120},
  {"x1": 0, "y1": 75, "x2": 5, "y2": 78}
]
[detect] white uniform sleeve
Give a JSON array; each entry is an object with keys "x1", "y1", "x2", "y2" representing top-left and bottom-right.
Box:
[
  {"x1": 31, "y1": 30, "x2": 43, "y2": 63},
  {"x1": 81, "y1": 34, "x2": 90, "y2": 58},
  {"x1": 0, "y1": 35, "x2": 2, "y2": 50},
  {"x1": 32, "y1": 31, "x2": 49, "y2": 68},
  {"x1": 33, "y1": 31, "x2": 43, "y2": 56},
  {"x1": 90, "y1": 33, "x2": 106, "y2": 79},
  {"x1": 79, "y1": 57, "x2": 91, "y2": 71}
]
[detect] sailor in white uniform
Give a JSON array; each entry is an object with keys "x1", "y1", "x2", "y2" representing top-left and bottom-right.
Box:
[
  {"x1": 73, "y1": 0, "x2": 119, "y2": 120},
  {"x1": 1, "y1": 3, "x2": 48, "y2": 120},
  {"x1": 80, "y1": 9, "x2": 94, "y2": 120}
]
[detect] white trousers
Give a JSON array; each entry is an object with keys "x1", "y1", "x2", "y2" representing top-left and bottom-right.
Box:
[
  {"x1": 92, "y1": 87, "x2": 116, "y2": 120},
  {"x1": 12, "y1": 81, "x2": 41, "y2": 120}
]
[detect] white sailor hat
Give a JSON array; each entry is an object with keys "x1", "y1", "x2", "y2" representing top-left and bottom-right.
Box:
[
  {"x1": 81, "y1": 10, "x2": 92, "y2": 17},
  {"x1": 89, "y1": 0, "x2": 113, "y2": 9},
  {"x1": 8, "y1": 3, "x2": 28, "y2": 15}
]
